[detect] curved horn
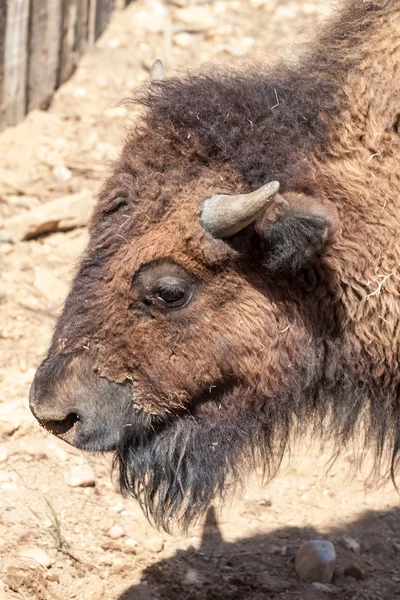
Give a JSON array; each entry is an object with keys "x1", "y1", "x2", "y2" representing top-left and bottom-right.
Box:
[
  {"x1": 150, "y1": 59, "x2": 165, "y2": 82},
  {"x1": 201, "y1": 181, "x2": 280, "y2": 238}
]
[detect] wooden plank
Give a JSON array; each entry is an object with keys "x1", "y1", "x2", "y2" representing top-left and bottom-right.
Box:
[
  {"x1": 78, "y1": 0, "x2": 90, "y2": 54},
  {"x1": 27, "y1": 0, "x2": 63, "y2": 112},
  {"x1": 58, "y1": 0, "x2": 78, "y2": 85},
  {"x1": 0, "y1": 0, "x2": 7, "y2": 129},
  {"x1": 2, "y1": 0, "x2": 30, "y2": 127},
  {"x1": 94, "y1": 0, "x2": 114, "y2": 41}
]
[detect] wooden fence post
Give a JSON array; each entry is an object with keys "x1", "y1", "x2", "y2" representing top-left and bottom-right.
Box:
[{"x1": 0, "y1": 0, "x2": 119, "y2": 130}]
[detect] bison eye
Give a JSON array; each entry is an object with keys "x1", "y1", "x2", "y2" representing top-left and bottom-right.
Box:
[{"x1": 152, "y1": 277, "x2": 192, "y2": 309}]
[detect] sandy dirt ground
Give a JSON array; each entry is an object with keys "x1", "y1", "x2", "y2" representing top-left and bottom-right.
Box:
[{"x1": 1, "y1": 1, "x2": 400, "y2": 599}]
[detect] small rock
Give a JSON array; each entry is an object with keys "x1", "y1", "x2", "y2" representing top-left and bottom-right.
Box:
[
  {"x1": 223, "y1": 37, "x2": 254, "y2": 57},
  {"x1": 311, "y1": 582, "x2": 338, "y2": 594},
  {"x1": 340, "y1": 535, "x2": 360, "y2": 553},
  {"x1": 176, "y1": 6, "x2": 216, "y2": 31},
  {"x1": 3, "y1": 189, "x2": 94, "y2": 241},
  {"x1": 344, "y1": 564, "x2": 366, "y2": 580},
  {"x1": 183, "y1": 568, "x2": 201, "y2": 585},
  {"x1": 393, "y1": 542, "x2": 400, "y2": 553},
  {"x1": 124, "y1": 538, "x2": 138, "y2": 552},
  {"x1": 46, "y1": 572, "x2": 60, "y2": 582},
  {"x1": 0, "y1": 447, "x2": 9, "y2": 463},
  {"x1": 173, "y1": 32, "x2": 193, "y2": 48},
  {"x1": 110, "y1": 501, "x2": 124, "y2": 513},
  {"x1": 0, "y1": 232, "x2": 13, "y2": 243},
  {"x1": 258, "y1": 495, "x2": 272, "y2": 507},
  {"x1": 295, "y1": 540, "x2": 336, "y2": 583},
  {"x1": 20, "y1": 547, "x2": 55, "y2": 568},
  {"x1": 107, "y1": 525, "x2": 125, "y2": 539},
  {"x1": 144, "y1": 537, "x2": 164, "y2": 553},
  {"x1": 0, "y1": 417, "x2": 19, "y2": 440},
  {"x1": 53, "y1": 165, "x2": 72, "y2": 182},
  {"x1": 133, "y1": 4, "x2": 167, "y2": 34},
  {"x1": 66, "y1": 464, "x2": 96, "y2": 488},
  {"x1": 73, "y1": 87, "x2": 87, "y2": 98}
]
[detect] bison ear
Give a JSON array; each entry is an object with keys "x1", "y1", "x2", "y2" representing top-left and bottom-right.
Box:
[{"x1": 256, "y1": 193, "x2": 337, "y2": 275}]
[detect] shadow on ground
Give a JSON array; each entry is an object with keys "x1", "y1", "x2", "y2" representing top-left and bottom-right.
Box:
[{"x1": 117, "y1": 505, "x2": 400, "y2": 600}]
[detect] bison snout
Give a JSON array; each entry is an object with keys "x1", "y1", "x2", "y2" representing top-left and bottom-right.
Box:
[{"x1": 29, "y1": 354, "x2": 136, "y2": 452}]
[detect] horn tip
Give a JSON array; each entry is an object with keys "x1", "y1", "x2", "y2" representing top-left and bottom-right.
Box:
[
  {"x1": 268, "y1": 180, "x2": 280, "y2": 194},
  {"x1": 150, "y1": 59, "x2": 165, "y2": 82}
]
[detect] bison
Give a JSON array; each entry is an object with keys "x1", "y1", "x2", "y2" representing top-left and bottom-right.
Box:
[{"x1": 30, "y1": 0, "x2": 400, "y2": 530}]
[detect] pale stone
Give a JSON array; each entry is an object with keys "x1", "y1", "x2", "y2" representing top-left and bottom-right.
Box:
[
  {"x1": 183, "y1": 568, "x2": 201, "y2": 584},
  {"x1": 174, "y1": 32, "x2": 193, "y2": 49},
  {"x1": 340, "y1": 534, "x2": 360, "y2": 553},
  {"x1": 66, "y1": 464, "x2": 96, "y2": 488},
  {"x1": 107, "y1": 525, "x2": 125, "y2": 539},
  {"x1": 3, "y1": 190, "x2": 94, "y2": 241},
  {"x1": 124, "y1": 538, "x2": 138, "y2": 552},
  {"x1": 295, "y1": 540, "x2": 336, "y2": 583},
  {"x1": 344, "y1": 564, "x2": 365, "y2": 580},
  {"x1": 176, "y1": 6, "x2": 216, "y2": 31},
  {"x1": 20, "y1": 547, "x2": 55, "y2": 568},
  {"x1": 0, "y1": 447, "x2": 8, "y2": 463},
  {"x1": 311, "y1": 582, "x2": 338, "y2": 594},
  {"x1": 53, "y1": 165, "x2": 72, "y2": 182},
  {"x1": 143, "y1": 537, "x2": 164, "y2": 553}
]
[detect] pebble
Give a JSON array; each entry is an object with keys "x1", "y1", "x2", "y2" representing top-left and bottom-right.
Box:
[
  {"x1": 311, "y1": 582, "x2": 338, "y2": 594},
  {"x1": 344, "y1": 564, "x2": 366, "y2": 580},
  {"x1": 0, "y1": 447, "x2": 9, "y2": 463},
  {"x1": 295, "y1": 540, "x2": 336, "y2": 583},
  {"x1": 53, "y1": 165, "x2": 72, "y2": 182},
  {"x1": 258, "y1": 495, "x2": 272, "y2": 506},
  {"x1": 3, "y1": 189, "x2": 94, "y2": 242},
  {"x1": 133, "y1": 4, "x2": 167, "y2": 34},
  {"x1": 223, "y1": 37, "x2": 254, "y2": 57},
  {"x1": 176, "y1": 6, "x2": 216, "y2": 31},
  {"x1": 183, "y1": 568, "x2": 201, "y2": 585},
  {"x1": 0, "y1": 417, "x2": 19, "y2": 439},
  {"x1": 110, "y1": 501, "x2": 124, "y2": 513},
  {"x1": 143, "y1": 537, "x2": 164, "y2": 553},
  {"x1": 66, "y1": 464, "x2": 96, "y2": 488},
  {"x1": 173, "y1": 32, "x2": 193, "y2": 48},
  {"x1": 107, "y1": 525, "x2": 125, "y2": 539},
  {"x1": 124, "y1": 538, "x2": 139, "y2": 552},
  {"x1": 20, "y1": 547, "x2": 55, "y2": 568},
  {"x1": 340, "y1": 534, "x2": 360, "y2": 553}
]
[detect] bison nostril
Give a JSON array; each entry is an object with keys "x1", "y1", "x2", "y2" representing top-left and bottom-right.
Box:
[{"x1": 41, "y1": 413, "x2": 80, "y2": 437}]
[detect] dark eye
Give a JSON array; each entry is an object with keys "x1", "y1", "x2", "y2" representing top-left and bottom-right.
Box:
[{"x1": 152, "y1": 277, "x2": 192, "y2": 309}]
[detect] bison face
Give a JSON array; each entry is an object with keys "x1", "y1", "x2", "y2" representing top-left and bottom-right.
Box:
[{"x1": 30, "y1": 165, "x2": 338, "y2": 529}]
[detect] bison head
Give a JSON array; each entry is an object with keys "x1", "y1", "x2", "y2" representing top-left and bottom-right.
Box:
[{"x1": 30, "y1": 67, "x2": 341, "y2": 530}]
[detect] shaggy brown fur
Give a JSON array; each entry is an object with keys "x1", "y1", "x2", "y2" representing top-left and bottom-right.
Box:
[{"x1": 30, "y1": 0, "x2": 400, "y2": 529}]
